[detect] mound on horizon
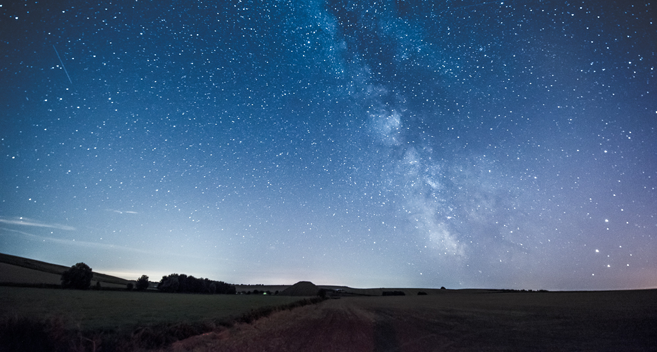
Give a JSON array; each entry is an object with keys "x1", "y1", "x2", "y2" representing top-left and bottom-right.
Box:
[{"x1": 280, "y1": 281, "x2": 319, "y2": 296}]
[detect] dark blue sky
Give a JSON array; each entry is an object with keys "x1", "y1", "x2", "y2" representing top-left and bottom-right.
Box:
[{"x1": 1, "y1": 0, "x2": 655, "y2": 289}]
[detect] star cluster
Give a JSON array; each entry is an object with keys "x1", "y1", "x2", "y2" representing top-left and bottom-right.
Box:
[{"x1": 1, "y1": 0, "x2": 655, "y2": 289}]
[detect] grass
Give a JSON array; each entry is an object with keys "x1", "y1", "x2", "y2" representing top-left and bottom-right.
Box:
[
  {"x1": 347, "y1": 290, "x2": 657, "y2": 351},
  {"x1": 0, "y1": 253, "x2": 132, "y2": 288},
  {"x1": 0, "y1": 286, "x2": 324, "y2": 351},
  {"x1": 0, "y1": 262, "x2": 64, "y2": 285},
  {"x1": 171, "y1": 289, "x2": 657, "y2": 351},
  {"x1": 0, "y1": 286, "x2": 312, "y2": 330}
]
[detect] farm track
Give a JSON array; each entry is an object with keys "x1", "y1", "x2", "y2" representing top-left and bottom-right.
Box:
[
  {"x1": 169, "y1": 299, "x2": 379, "y2": 351},
  {"x1": 168, "y1": 290, "x2": 657, "y2": 351}
]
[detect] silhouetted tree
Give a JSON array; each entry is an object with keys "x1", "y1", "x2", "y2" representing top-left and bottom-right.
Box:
[
  {"x1": 188, "y1": 275, "x2": 203, "y2": 292},
  {"x1": 61, "y1": 262, "x2": 93, "y2": 290},
  {"x1": 215, "y1": 281, "x2": 236, "y2": 294},
  {"x1": 157, "y1": 274, "x2": 180, "y2": 292},
  {"x1": 178, "y1": 274, "x2": 189, "y2": 292},
  {"x1": 126, "y1": 283, "x2": 134, "y2": 291},
  {"x1": 204, "y1": 278, "x2": 213, "y2": 293},
  {"x1": 382, "y1": 291, "x2": 405, "y2": 296},
  {"x1": 136, "y1": 275, "x2": 149, "y2": 290},
  {"x1": 156, "y1": 273, "x2": 236, "y2": 294}
]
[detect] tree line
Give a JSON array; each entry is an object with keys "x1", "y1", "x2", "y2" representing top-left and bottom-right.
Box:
[
  {"x1": 60, "y1": 262, "x2": 236, "y2": 294},
  {"x1": 157, "y1": 273, "x2": 236, "y2": 294}
]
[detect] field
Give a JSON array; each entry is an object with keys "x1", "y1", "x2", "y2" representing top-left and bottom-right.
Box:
[
  {"x1": 2, "y1": 288, "x2": 656, "y2": 352},
  {"x1": 0, "y1": 263, "x2": 64, "y2": 286},
  {"x1": 0, "y1": 253, "x2": 133, "y2": 288},
  {"x1": 169, "y1": 289, "x2": 657, "y2": 351},
  {"x1": 2, "y1": 253, "x2": 655, "y2": 351},
  {"x1": 0, "y1": 287, "x2": 311, "y2": 331}
]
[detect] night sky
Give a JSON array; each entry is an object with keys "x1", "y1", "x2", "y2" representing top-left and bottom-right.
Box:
[{"x1": 1, "y1": 0, "x2": 655, "y2": 290}]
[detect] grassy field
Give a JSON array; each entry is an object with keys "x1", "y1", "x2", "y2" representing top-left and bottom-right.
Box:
[
  {"x1": 0, "y1": 286, "x2": 312, "y2": 331},
  {"x1": 0, "y1": 252, "x2": 133, "y2": 288},
  {"x1": 170, "y1": 289, "x2": 657, "y2": 351},
  {"x1": 2, "y1": 253, "x2": 654, "y2": 351},
  {"x1": 0, "y1": 263, "x2": 64, "y2": 285}
]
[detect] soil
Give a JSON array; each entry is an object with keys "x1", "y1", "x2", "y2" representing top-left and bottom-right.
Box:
[{"x1": 166, "y1": 289, "x2": 657, "y2": 351}]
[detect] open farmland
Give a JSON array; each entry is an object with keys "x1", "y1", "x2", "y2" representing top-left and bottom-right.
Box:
[
  {"x1": 169, "y1": 289, "x2": 657, "y2": 351},
  {"x1": 0, "y1": 286, "x2": 312, "y2": 331},
  {"x1": 0, "y1": 253, "x2": 133, "y2": 288},
  {"x1": 0, "y1": 262, "x2": 63, "y2": 285}
]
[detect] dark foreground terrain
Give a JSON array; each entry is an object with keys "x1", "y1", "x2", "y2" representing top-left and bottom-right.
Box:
[
  {"x1": 167, "y1": 289, "x2": 657, "y2": 351},
  {"x1": 0, "y1": 286, "x2": 320, "y2": 352}
]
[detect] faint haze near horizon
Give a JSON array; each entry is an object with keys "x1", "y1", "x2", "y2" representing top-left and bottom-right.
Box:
[{"x1": 1, "y1": 0, "x2": 655, "y2": 290}]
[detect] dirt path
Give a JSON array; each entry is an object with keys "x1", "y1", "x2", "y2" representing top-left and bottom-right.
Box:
[
  {"x1": 168, "y1": 299, "x2": 379, "y2": 351},
  {"x1": 167, "y1": 291, "x2": 657, "y2": 351}
]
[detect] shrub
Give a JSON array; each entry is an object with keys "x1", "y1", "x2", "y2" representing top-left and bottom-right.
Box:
[
  {"x1": 382, "y1": 291, "x2": 406, "y2": 296},
  {"x1": 136, "y1": 275, "x2": 150, "y2": 290},
  {"x1": 417, "y1": 291, "x2": 427, "y2": 295},
  {"x1": 127, "y1": 283, "x2": 134, "y2": 291},
  {"x1": 61, "y1": 262, "x2": 93, "y2": 290}
]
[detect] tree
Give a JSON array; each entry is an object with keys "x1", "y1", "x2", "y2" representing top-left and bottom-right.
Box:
[
  {"x1": 178, "y1": 274, "x2": 189, "y2": 292},
  {"x1": 156, "y1": 273, "x2": 236, "y2": 294},
  {"x1": 61, "y1": 262, "x2": 93, "y2": 290},
  {"x1": 136, "y1": 275, "x2": 149, "y2": 290},
  {"x1": 157, "y1": 274, "x2": 180, "y2": 292}
]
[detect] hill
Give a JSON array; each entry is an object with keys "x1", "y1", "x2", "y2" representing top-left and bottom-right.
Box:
[
  {"x1": 0, "y1": 252, "x2": 133, "y2": 288},
  {"x1": 280, "y1": 281, "x2": 319, "y2": 296}
]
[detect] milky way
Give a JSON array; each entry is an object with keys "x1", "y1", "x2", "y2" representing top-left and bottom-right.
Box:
[{"x1": 1, "y1": 1, "x2": 655, "y2": 289}]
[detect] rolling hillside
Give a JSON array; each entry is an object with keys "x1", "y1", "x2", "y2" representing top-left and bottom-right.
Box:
[{"x1": 0, "y1": 253, "x2": 134, "y2": 288}]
